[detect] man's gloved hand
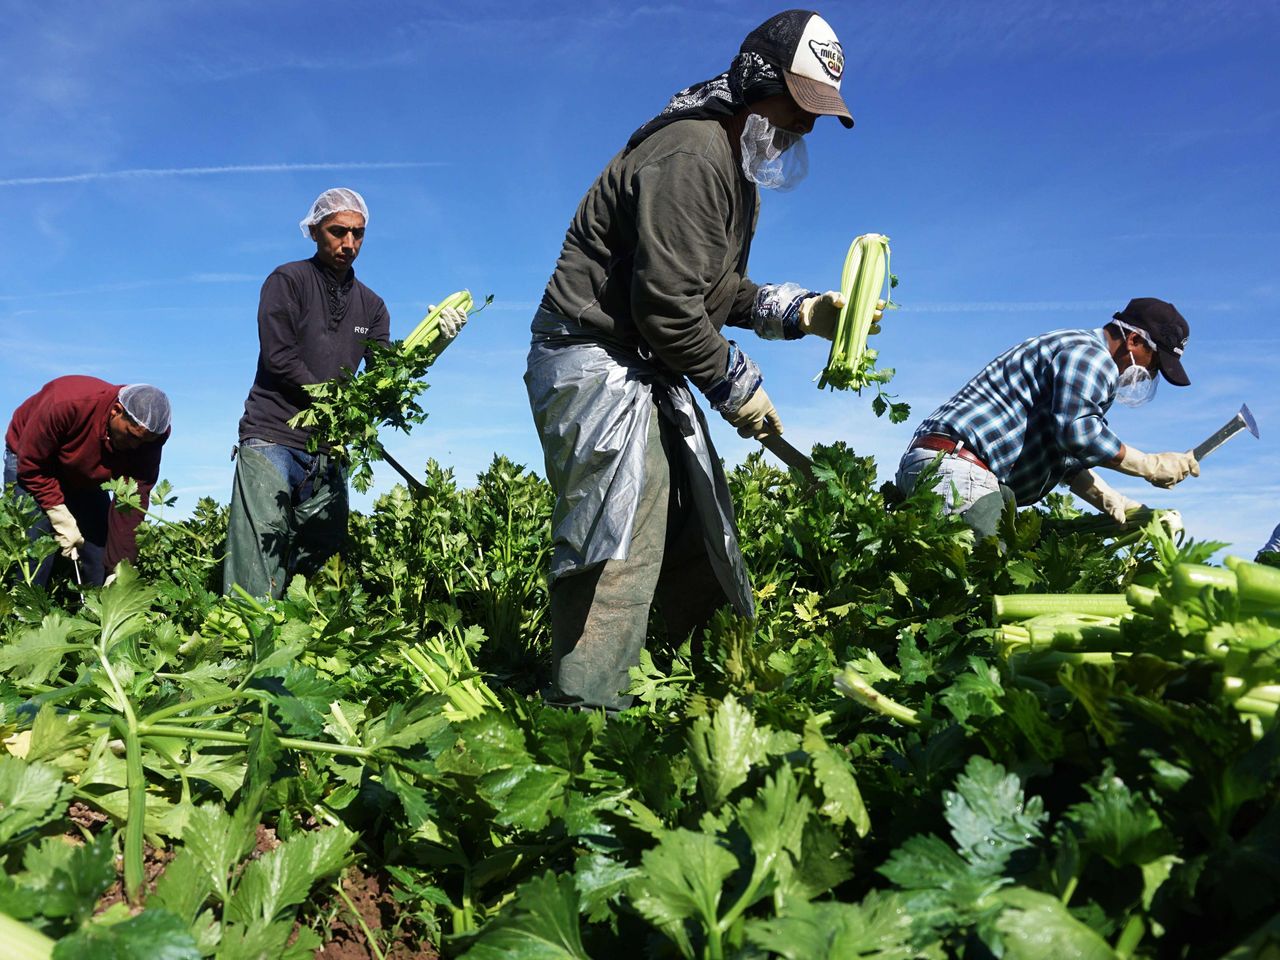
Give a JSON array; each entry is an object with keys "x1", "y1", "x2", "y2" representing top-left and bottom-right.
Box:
[
  {"x1": 724, "y1": 385, "x2": 783, "y2": 439},
  {"x1": 1155, "y1": 509, "x2": 1184, "y2": 537},
  {"x1": 430, "y1": 304, "x2": 468, "y2": 340},
  {"x1": 1116, "y1": 446, "x2": 1200, "y2": 489},
  {"x1": 1068, "y1": 469, "x2": 1143, "y2": 525},
  {"x1": 798, "y1": 292, "x2": 886, "y2": 339},
  {"x1": 46, "y1": 504, "x2": 84, "y2": 560}
]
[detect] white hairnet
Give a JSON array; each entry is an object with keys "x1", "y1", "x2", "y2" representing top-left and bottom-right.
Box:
[
  {"x1": 118, "y1": 384, "x2": 171, "y2": 435},
  {"x1": 299, "y1": 187, "x2": 369, "y2": 238}
]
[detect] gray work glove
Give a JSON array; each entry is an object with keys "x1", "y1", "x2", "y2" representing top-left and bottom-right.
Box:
[
  {"x1": 724, "y1": 385, "x2": 783, "y2": 439},
  {"x1": 1068, "y1": 469, "x2": 1143, "y2": 524},
  {"x1": 430, "y1": 304, "x2": 468, "y2": 340},
  {"x1": 798, "y1": 292, "x2": 885, "y2": 339},
  {"x1": 1116, "y1": 446, "x2": 1200, "y2": 489},
  {"x1": 46, "y1": 504, "x2": 84, "y2": 560}
]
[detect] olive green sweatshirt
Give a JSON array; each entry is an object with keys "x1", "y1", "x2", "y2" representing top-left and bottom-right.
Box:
[{"x1": 540, "y1": 118, "x2": 760, "y2": 392}]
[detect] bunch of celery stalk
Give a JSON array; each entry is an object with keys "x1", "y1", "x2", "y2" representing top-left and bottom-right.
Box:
[{"x1": 992, "y1": 554, "x2": 1280, "y2": 722}]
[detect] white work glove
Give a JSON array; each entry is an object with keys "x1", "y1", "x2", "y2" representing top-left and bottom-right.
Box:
[
  {"x1": 724, "y1": 385, "x2": 783, "y2": 440},
  {"x1": 1115, "y1": 446, "x2": 1200, "y2": 489},
  {"x1": 1068, "y1": 469, "x2": 1144, "y2": 525},
  {"x1": 1155, "y1": 509, "x2": 1184, "y2": 537},
  {"x1": 798, "y1": 292, "x2": 886, "y2": 339},
  {"x1": 430, "y1": 304, "x2": 468, "y2": 340},
  {"x1": 46, "y1": 504, "x2": 84, "y2": 560}
]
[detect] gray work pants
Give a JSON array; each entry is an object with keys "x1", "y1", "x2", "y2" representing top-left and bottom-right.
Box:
[
  {"x1": 896, "y1": 446, "x2": 1015, "y2": 539},
  {"x1": 223, "y1": 439, "x2": 347, "y2": 599},
  {"x1": 549, "y1": 404, "x2": 728, "y2": 711}
]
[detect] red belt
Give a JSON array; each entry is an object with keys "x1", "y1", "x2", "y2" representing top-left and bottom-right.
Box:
[{"x1": 909, "y1": 434, "x2": 992, "y2": 473}]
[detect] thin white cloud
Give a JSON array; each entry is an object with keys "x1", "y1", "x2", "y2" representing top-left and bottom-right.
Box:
[
  {"x1": 0, "y1": 161, "x2": 443, "y2": 188},
  {"x1": 897, "y1": 300, "x2": 1243, "y2": 315}
]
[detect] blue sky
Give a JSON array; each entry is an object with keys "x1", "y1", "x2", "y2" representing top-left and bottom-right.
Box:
[{"x1": 2, "y1": 0, "x2": 1277, "y2": 554}]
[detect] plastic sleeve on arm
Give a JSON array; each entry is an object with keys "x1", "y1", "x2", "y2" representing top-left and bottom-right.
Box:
[{"x1": 630, "y1": 154, "x2": 734, "y2": 390}]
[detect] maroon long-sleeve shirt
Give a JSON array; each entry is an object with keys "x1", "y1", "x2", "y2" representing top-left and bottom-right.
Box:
[{"x1": 5, "y1": 376, "x2": 168, "y2": 568}]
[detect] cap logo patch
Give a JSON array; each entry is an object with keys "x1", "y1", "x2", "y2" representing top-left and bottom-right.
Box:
[{"x1": 808, "y1": 39, "x2": 844, "y2": 82}]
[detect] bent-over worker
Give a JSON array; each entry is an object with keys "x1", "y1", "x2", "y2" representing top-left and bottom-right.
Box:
[
  {"x1": 4, "y1": 377, "x2": 170, "y2": 586},
  {"x1": 896, "y1": 297, "x2": 1198, "y2": 536}
]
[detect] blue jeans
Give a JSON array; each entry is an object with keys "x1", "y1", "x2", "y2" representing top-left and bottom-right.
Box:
[
  {"x1": 3, "y1": 446, "x2": 107, "y2": 586},
  {"x1": 222, "y1": 438, "x2": 348, "y2": 599}
]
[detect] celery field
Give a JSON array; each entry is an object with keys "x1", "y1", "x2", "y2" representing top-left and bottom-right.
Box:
[{"x1": 3, "y1": 445, "x2": 1280, "y2": 958}]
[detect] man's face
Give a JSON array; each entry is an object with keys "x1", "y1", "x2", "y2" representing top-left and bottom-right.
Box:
[
  {"x1": 751, "y1": 92, "x2": 818, "y2": 135},
  {"x1": 1123, "y1": 331, "x2": 1159, "y2": 375},
  {"x1": 106, "y1": 403, "x2": 161, "y2": 451},
  {"x1": 310, "y1": 209, "x2": 366, "y2": 273}
]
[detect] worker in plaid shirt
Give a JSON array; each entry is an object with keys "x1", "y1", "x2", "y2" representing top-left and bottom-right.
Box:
[{"x1": 896, "y1": 298, "x2": 1199, "y2": 536}]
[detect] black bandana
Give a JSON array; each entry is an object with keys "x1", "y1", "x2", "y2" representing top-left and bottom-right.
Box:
[{"x1": 626, "y1": 52, "x2": 787, "y2": 151}]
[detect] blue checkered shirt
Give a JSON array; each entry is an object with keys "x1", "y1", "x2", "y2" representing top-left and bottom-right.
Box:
[{"x1": 913, "y1": 329, "x2": 1123, "y2": 504}]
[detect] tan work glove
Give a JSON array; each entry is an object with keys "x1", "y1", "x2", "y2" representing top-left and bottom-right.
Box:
[
  {"x1": 1115, "y1": 446, "x2": 1200, "y2": 489},
  {"x1": 429, "y1": 304, "x2": 468, "y2": 340},
  {"x1": 724, "y1": 385, "x2": 783, "y2": 439},
  {"x1": 46, "y1": 504, "x2": 84, "y2": 560},
  {"x1": 1068, "y1": 469, "x2": 1144, "y2": 524},
  {"x1": 798, "y1": 293, "x2": 886, "y2": 339}
]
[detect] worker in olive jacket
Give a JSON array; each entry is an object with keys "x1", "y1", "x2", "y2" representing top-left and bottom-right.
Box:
[
  {"x1": 525, "y1": 9, "x2": 867, "y2": 712},
  {"x1": 5, "y1": 377, "x2": 170, "y2": 587}
]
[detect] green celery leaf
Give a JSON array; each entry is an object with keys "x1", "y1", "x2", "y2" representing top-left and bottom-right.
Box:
[
  {"x1": 1066, "y1": 772, "x2": 1174, "y2": 868},
  {"x1": 993, "y1": 887, "x2": 1117, "y2": 960},
  {"x1": 573, "y1": 852, "x2": 641, "y2": 924},
  {"x1": 149, "y1": 848, "x2": 215, "y2": 927},
  {"x1": 180, "y1": 803, "x2": 258, "y2": 904},
  {"x1": 944, "y1": 756, "x2": 1046, "y2": 875},
  {"x1": 733, "y1": 766, "x2": 812, "y2": 914},
  {"x1": 457, "y1": 870, "x2": 591, "y2": 959},
  {"x1": 687, "y1": 694, "x2": 772, "y2": 811},
  {"x1": 476, "y1": 763, "x2": 569, "y2": 831},
  {"x1": 627, "y1": 828, "x2": 739, "y2": 956},
  {"x1": 803, "y1": 720, "x2": 871, "y2": 836},
  {"x1": 0, "y1": 614, "x2": 85, "y2": 686},
  {"x1": 938, "y1": 658, "x2": 1005, "y2": 726},
  {"x1": 52, "y1": 908, "x2": 201, "y2": 960},
  {"x1": 0, "y1": 754, "x2": 73, "y2": 845},
  {"x1": 225, "y1": 824, "x2": 356, "y2": 927},
  {"x1": 743, "y1": 892, "x2": 923, "y2": 960},
  {"x1": 94, "y1": 562, "x2": 158, "y2": 651}
]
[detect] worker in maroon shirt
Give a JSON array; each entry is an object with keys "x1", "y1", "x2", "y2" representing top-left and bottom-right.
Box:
[{"x1": 4, "y1": 377, "x2": 170, "y2": 587}]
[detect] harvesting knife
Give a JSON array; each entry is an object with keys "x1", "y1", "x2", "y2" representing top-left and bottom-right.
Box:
[
  {"x1": 378, "y1": 445, "x2": 427, "y2": 494},
  {"x1": 1192, "y1": 404, "x2": 1260, "y2": 463},
  {"x1": 760, "y1": 434, "x2": 819, "y2": 487}
]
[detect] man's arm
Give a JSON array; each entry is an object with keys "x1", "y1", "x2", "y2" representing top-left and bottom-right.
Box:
[
  {"x1": 14, "y1": 399, "x2": 73, "y2": 511},
  {"x1": 257, "y1": 271, "x2": 316, "y2": 403},
  {"x1": 630, "y1": 152, "x2": 736, "y2": 391},
  {"x1": 1050, "y1": 345, "x2": 1123, "y2": 466},
  {"x1": 105, "y1": 439, "x2": 165, "y2": 570},
  {"x1": 362, "y1": 295, "x2": 392, "y2": 368}
]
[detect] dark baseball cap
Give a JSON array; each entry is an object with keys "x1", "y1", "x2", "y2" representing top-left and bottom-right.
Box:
[
  {"x1": 1113, "y1": 297, "x2": 1190, "y2": 386},
  {"x1": 740, "y1": 10, "x2": 854, "y2": 128}
]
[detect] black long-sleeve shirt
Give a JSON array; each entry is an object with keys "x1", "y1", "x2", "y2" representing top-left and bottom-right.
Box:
[{"x1": 237, "y1": 256, "x2": 390, "y2": 450}]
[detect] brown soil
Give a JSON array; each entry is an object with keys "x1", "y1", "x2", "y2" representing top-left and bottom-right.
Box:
[
  {"x1": 96, "y1": 841, "x2": 175, "y2": 914},
  {"x1": 315, "y1": 867, "x2": 438, "y2": 960}
]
